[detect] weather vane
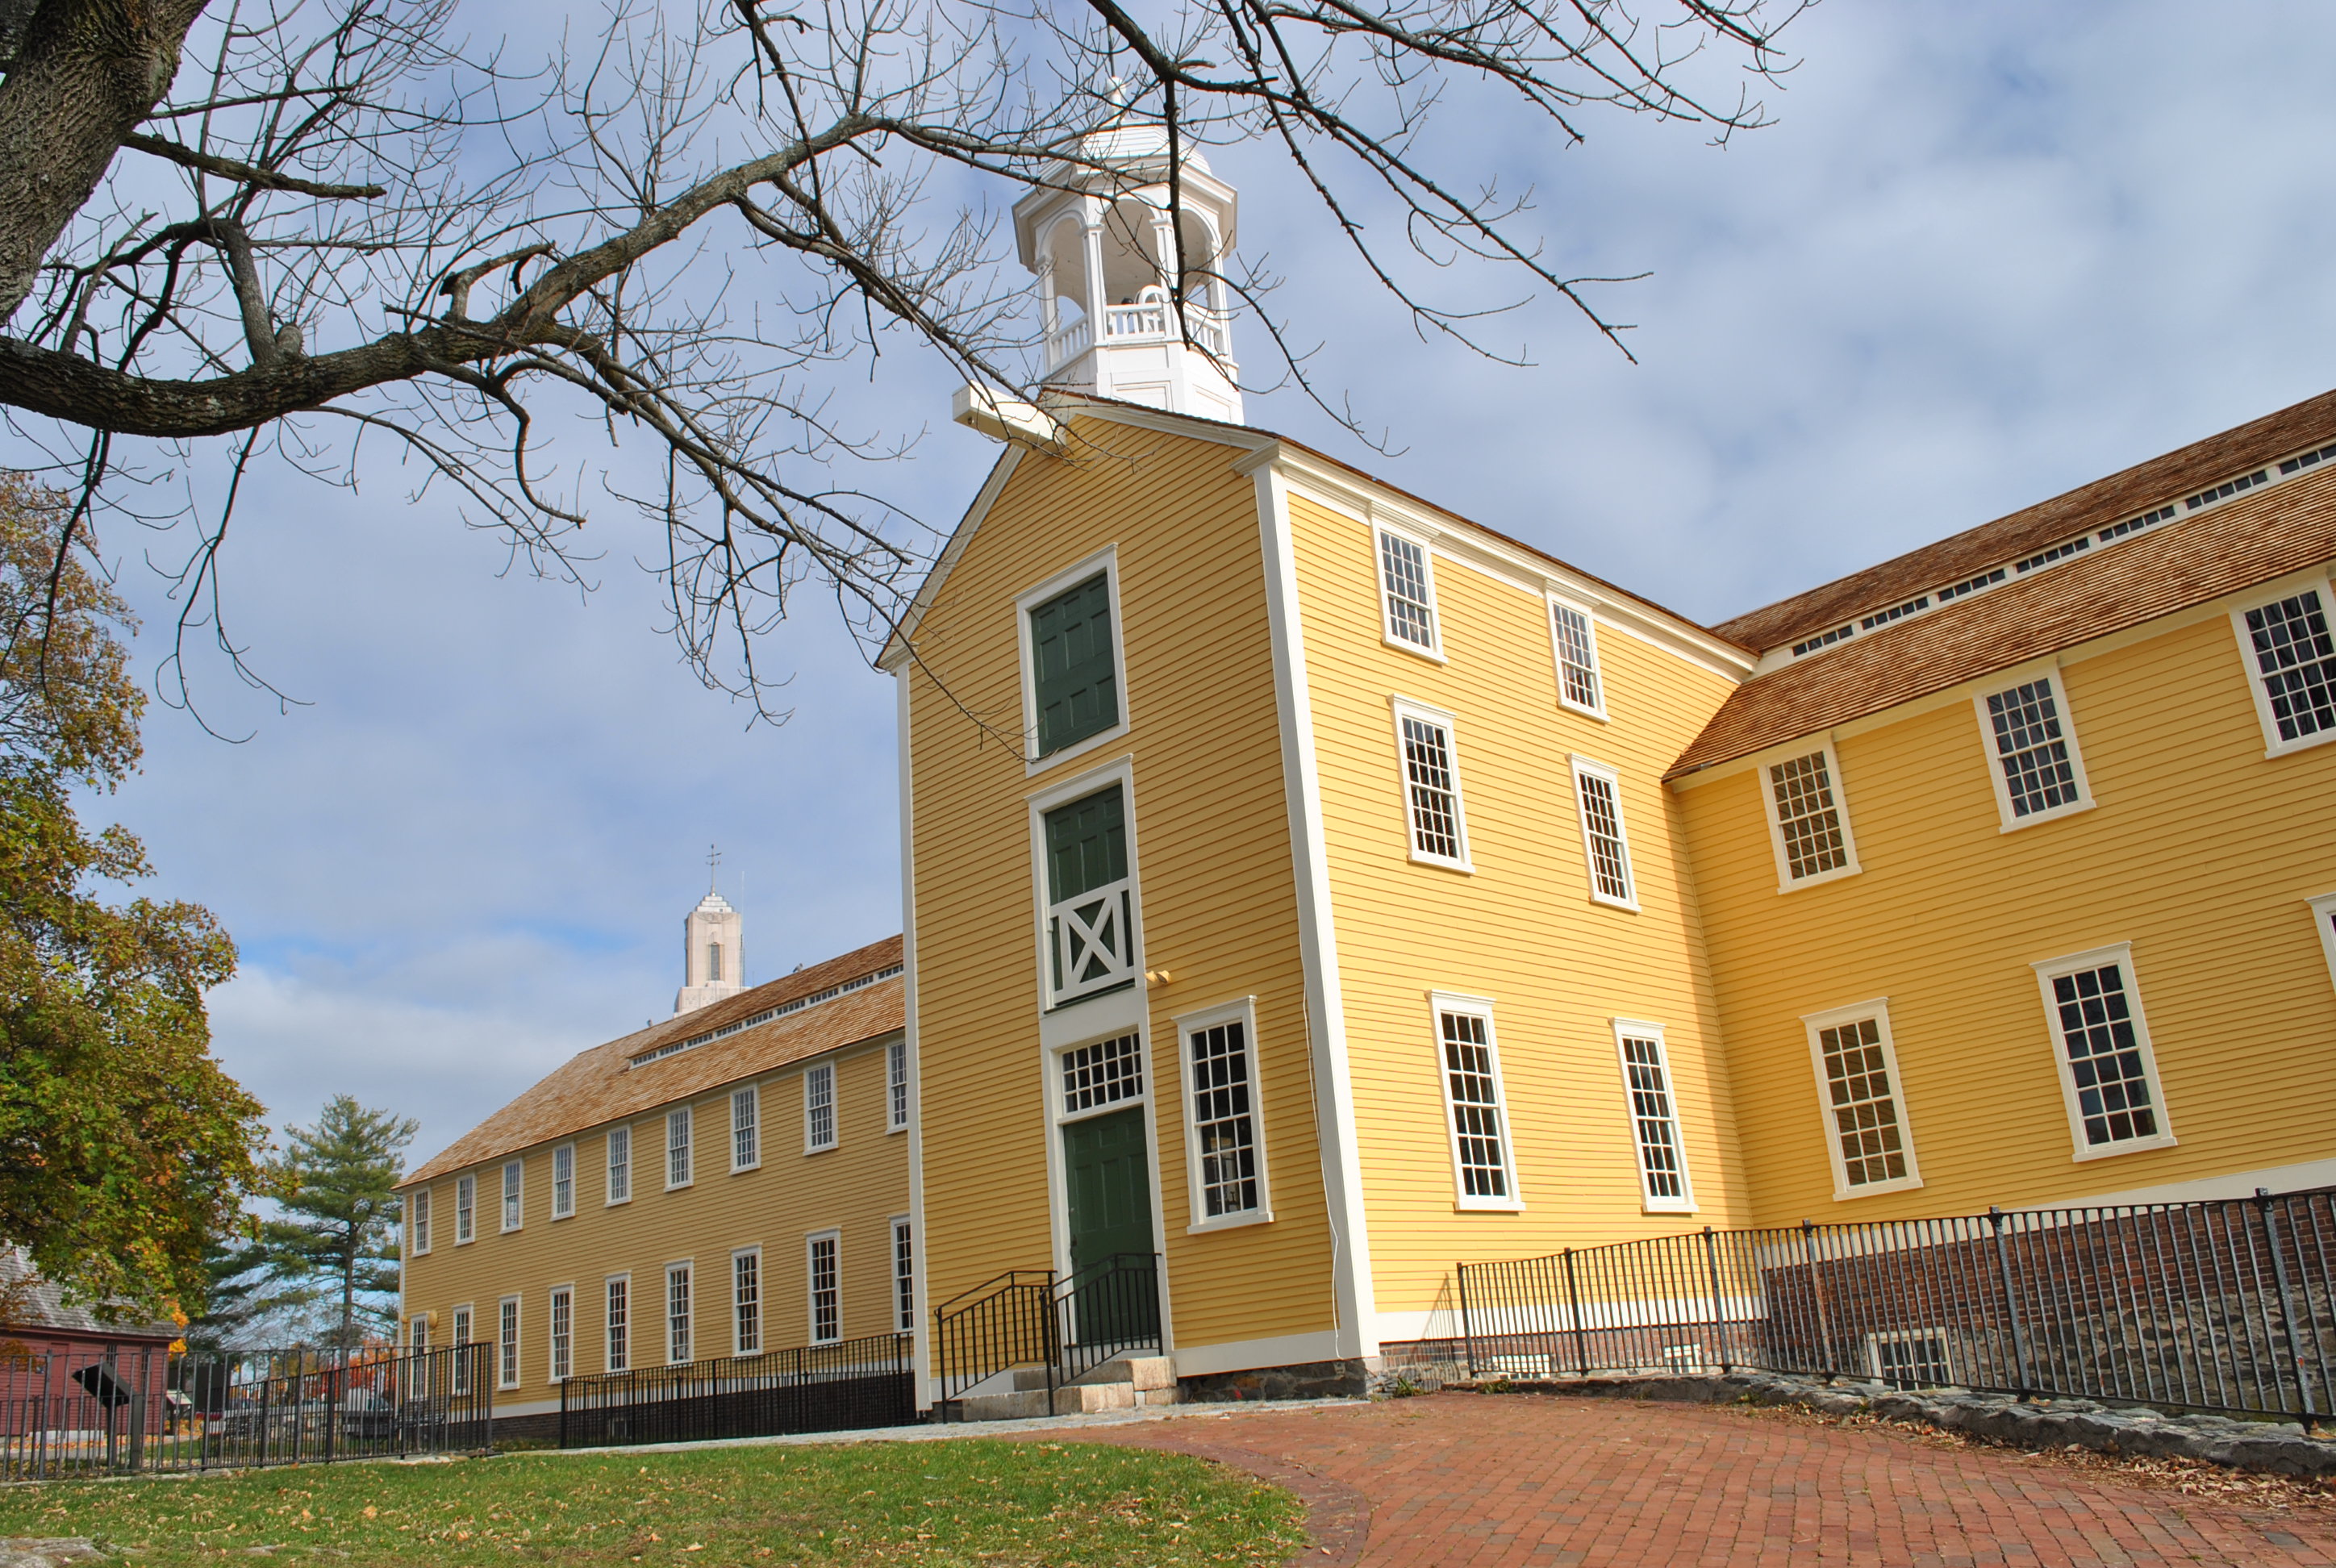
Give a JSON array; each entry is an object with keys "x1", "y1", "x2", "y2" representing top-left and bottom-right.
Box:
[{"x1": 707, "y1": 842, "x2": 721, "y2": 892}]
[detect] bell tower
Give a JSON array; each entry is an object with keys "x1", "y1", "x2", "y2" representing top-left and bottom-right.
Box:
[
  {"x1": 674, "y1": 846, "x2": 743, "y2": 1016},
  {"x1": 1011, "y1": 109, "x2": 1241, "y2": 423}
]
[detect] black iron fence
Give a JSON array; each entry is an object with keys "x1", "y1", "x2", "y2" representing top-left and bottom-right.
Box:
[
  {"x1": 1450, "y1": 1185, "x2": 2336, "y2": 1423},
  {"x1": 932, "y1": 1253, "x2": 1161, "y2": 1420},
  {"x1": 558, "y1": 1332, "x2": 914, "y2": 1448},
  {"x1": 0, "y1": 1341, "x2": 493, "y2": 1479}
]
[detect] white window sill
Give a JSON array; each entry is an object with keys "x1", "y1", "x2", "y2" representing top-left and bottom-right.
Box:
[
  {"x1": 500, "y1": 1225, "x2": 523, "y2": 1235},
  {"x1": 1641, "y1": 1199, "x2": 1697, "y2": 1216},
  {"x1": 2263, "y1": 727, "x2": 2336, "y2": 760},
  {"x1": 604, "y1": 1197, "x2": 631, "y2": 1208},
  {"x1": 550, "y1": 1211, "x2": 574, "y2": 1223},
  {"x1": 454, "y1": 1236, "x2": 474, "y2": 1247},
  {"x1": 2071, "y1": 1132, "x2": 2179, "y2": 1162},
  {"x1": 1026, "y1": 720, "x2": 1131, "y2": 778},
  {"x1": 1408, "y1": 851, "x2": 1474, "y2": 874},
  {"x1": 803, "y1": 1143, "x2": 838, "y2": 1157},
  {"x1": 1998, "y1": 797, "x2": 2096, "y2": 833},
  {"x1": 1454, "y1": 1197, "x2": 1525, "y2": 1212},
  {"x1": 664, "y1": 1182, "x2": 693, "y2": 1193},
  {"x1": 1558, "y1": 698, "x2": 1609, "y2": 724},
  {"x1": 1777, "y1": 863, "x2": 1862, "y2": 895},
  {"x1": 731, "y1": 1162, "x2": 761, "y2": 1175},
  {"x1": 886, "y1": 1124, "x2": 909, "y2": 1136},
  {"x1": 1590, "y1": 891, "x2": 1641, "y2": 913},
  {"x1": 1833, "y1": 1175, "x2": 1924, "y2": 1201},
  {"x1": 1383, "y1": 635, "x2": 1447, "y2": 663},
  {"x1": 1187, "y1": 1208, "x2": 1274, "y2": 1236}
]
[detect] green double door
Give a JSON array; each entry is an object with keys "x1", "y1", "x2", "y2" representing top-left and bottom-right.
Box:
[{"x1": 1062, "y1": 1107, "x2": 1159, "y2": 1343}]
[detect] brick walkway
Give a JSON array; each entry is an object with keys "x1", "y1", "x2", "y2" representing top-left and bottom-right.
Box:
[{"x1": 1057, "y1": 1391, "x2": 2336, "y2": 1566}]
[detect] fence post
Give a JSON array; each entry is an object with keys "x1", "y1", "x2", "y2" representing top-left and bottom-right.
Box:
[
  {"x1": 1563, "y1": 1249, "x2": 1588, "y2": 1378},
  {"x1": 2255, "y1": 1188, "x2": 2320, "y2": 1428},
  {"x1": 1801, "y1": 1220, "x2": 1836, "y2": 1382},
  {"x1": 1701, "y1": 1228, "x2": 1731, "y2": 1374},
  {"x1": 1456, "y1": 1262, "x2": 1477, "y2": 1379},
  {"x1": 1987, "y1": 1207, "x2": 2036, "y2": 1398}
]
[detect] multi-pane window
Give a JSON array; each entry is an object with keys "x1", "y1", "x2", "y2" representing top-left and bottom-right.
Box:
[
  {"x1": 500, "y1": 1160, "x2": 524, "y2": 1231},
  {"x1": 2042, "y1": 956, "x2": 2167, "y2": 1151},
  {"x1": 408, "y1": 1316, "x2": 428, "y2": 1352},
  {"x1": 498, "y1": 1297, "x2": 519, "y2": 1389},
  {"x1": 803, "y1": 1063, "x2": 836, "y2": 1152},
  {"x1": 1616, "y1": 1027, "x2": 1690, "y2": 1210},
  {"x1": 1029, "y1": 571, "x2": 1120, "y2": 757},
  {"x1": 455, "y1": 1174, "x2": 475, "y2": 1243},
  {"x1": 891, "y1": 1218, "x2": 916, "y2": 1332},
  {"x1": 666, "y1": 1262, "x2": 693, "y2": 1365},
  {"x1": 1550, "y1": 599, "x2": 1604, "y2": 714},
  {"x1": 1437, "y1": 1004, "x2": 1516, "y2": 1205},
  {"x1": 807, "y1": 1233, "x2": 841, "y2": 1345},
  {"x1": 1044, "y1": 784, "x2": 1137, "y2": 1003},
  {"x1": 666, "y1": 1108, "x2": 693, "y2": 1188},
  {"x1": 549, "y1": 1286, "x2": 573, "y2": 1382},
  {"x1": 450, "y1": 1305, "x2": 473, "y2": 1394},
  {"x1": 1062, "y1": 1032, "x2": 1144, "y2": 1114},
  {"x1": 604, "y1": 1278, "x2": 629, "y2": 1373},
  {"x1": 2241, "y1": 588, "x2": 2336, "y2": 747},
  {"x1": 1394, "y1": 703, "x2": 1468, "y2": 866},
  {"x1": 1814, "y1": 1015, "x2": 1915, "y2": 1193},
  {"x1": 1769, "y1": 749, "x2": 1854, "y2": 884},
  {"x1": 1378, "y1": 530, "x2": 1439, "y2": 651},
  {"x1": 607, "y1": 1127, "x2": 631, "y2": 1204},
  {"x1": 1982, "y1": 677, "x2": 2087, "y2": 822},
  {"x1": 732, "y1": 1086, "x2": 761, "y2": 1170},
  {"x1": 552, "y1": 1145, "x2": 575, "y2": 1219},
  {"x1": 408, "y1": 1186, "x2": 432, "y2": 1255},
  {"x1": 1870, "y1": 1332, "x2": 1953, "y2": 1390},
  {"x1": 1188, "y1": 1014, "x2": 1261, "y2": 1220},
  {"x1": 732, "y1": 1249, "x2": 761, "y2": 1356},
  {"x1": 1571, "y1": 759, "x2": 1636, "y2": 907},
  {"x1": 888, "y1": 1040, "x2": 910, "y2": 1131}
]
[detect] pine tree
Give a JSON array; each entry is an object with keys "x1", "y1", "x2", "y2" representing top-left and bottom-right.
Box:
[{"x1": 252, "y1": 1097, "x2": 418, "y2": 1348}]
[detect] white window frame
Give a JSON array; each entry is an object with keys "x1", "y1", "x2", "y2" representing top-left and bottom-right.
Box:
[
  {"x1": 497, "y1": 1295, "x2": 521, "y2": 1390},
  {"x1": 499, "y1": 1159, "x2": 524, "y2": 1232},
  {"x1": 2309, "y1": 892, "x2": 2336, "y2": 995},
  {"x1": 2032, "y1": 943, "x2": 2178, "y2": 1161},
  {"x1": 1866, "y1": 1328, "x2": 1954, "y2": 1388},
  {"x1": 547, "y1": 1283, "x2": 574, "y2": 1383},
  {"x1": 1430, "y1": 991, "x2": 1522, "y2": 1211},
  {"x1": 453, "y1": 1173, "x2": 475, "y2": 1245},
  {"x1": 1025, "y1": 756, "x2": 1148, "y2": 1015},
  {"x1": 1375, "y1": 523, "x2": 1445, "y2": 660},
  {"x1": 2231, "y1": 574, "x2": 2336, "y2": 758},
  {"x1": 665, "y1": 1107, "x2": 694, "y2": 1190},
  {"x1": 807, "y1": 1229, "x2": 842, "y2": 1346},
  {"x1": 1762, "y1": 741, "x2": 1862, "y2": 892},
  {"x1": 449, "y1": 1303, "x2": 473, "y2": 1395},
  {"x1": 1611, "y1": 1019, "x2": 1694, "y2": 1213},
  {"x1": 1014, "y1": 544, "x2": 1133, "y2": 776},
  {"x1": 407, "y1": 1314, "x2": 428, "y2": 1352},
  {"x1": 1972, "y1": 669, "x2": 2094, "y2": 832},
  {"x1": 1548, "y1": 594, "x2": 1607, "y2": 719},
  {"x1": 550, "y1": 1143, "x2": 576, "y2": 1220},
  {"x1": 732, "y1": 1085, "x2": 761, "y2": 1172},
  {"x1": 731, "y1": 1245, "x2": 762, "y2": 1357},
  {"x1": 665, "y1": 1260, "x2": 694, "y2": 1366},
  {"x1": 603, "y1": 1275, "x2": 630, "y2": 1374},
  {"x1": 606, "y1": 1126, "x2": 632, "y2": 1206},
  {"x1": 803, "y1": 1061, "x2": 837, "y2": 1153},
  {"x1": 1174, "y1": 995, "x2": 1272, "y2": 1233},
  {"x1": 1802, "y1": 999, "x2": 1925, "y2": 1200},
  {"x1": 1390, "y1": 696, "x2": 1473, "y2": 872},
  {"x1": 1570, "y1": 755, "x2": 1639, "y2": 911},
  {"x1": 407, "y1": 1186, "x2": 432, "y2": 1256},
  {"x1": 887, "y1": 1039, "x2": 910, "y2": 1132},
  {"x1": 890, "y1": 1216, "x2": 916, "y2": 1333}
]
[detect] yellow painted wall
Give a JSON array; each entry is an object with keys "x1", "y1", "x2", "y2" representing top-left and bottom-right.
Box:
[
  {"x1": 904, "y1": 417, "x2": 1336, "y2": 1357},
  {"x1": 399, "y1": 1036, "x2": 908, "y2": 1409},
  {"x1": 1678, "y1": 599, "x2": 2336, "y2": 1223},
  {"x1": 1282, "y1": 490, "x2": 1752, "y2": 1332}
]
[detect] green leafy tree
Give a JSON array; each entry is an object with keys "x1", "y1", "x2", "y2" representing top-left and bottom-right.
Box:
[
  {"x1": 250, "y1": 1095, "x2": 417, "y2": 1348},
  {"x1": 0, "y1": 474, "x2": 266, "y2": 1320}
]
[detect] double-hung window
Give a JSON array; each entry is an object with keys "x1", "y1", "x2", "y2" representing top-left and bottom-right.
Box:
[
  {"x1": 666, "y1": 1108, "x2": 693, "y2": 1189},
  {"x1": 500, "y1": 1160, "x2": 524, "y2": 1232},
  {"x1": 1571, "y1": 757, "x2": 1637, "y2": 908},
  {"x1": 1765, "y1": 744, "x2": 1859, "y2": 889},
  {"x1": 1433, "y1": 995, "x2": 1519, "y2": 1208},
  {"x1": 803, "y1": 1063, "x2": 836, "y2": 1152},
  {"x1": 1024, "y1": 564, "x2": 1123, "y2": 761},
  {"x1": 1612, "y1": 1021, "x2": 1692, "y2": 1211},
  {"x1": 891, "y1": 1217, "x2": 916, "y2": 1332},
  {"x1": 1550, "y1": 597, "x2": 1605, "y2": 716},
  {"x1": 2034, "y1": 945, "x2": 2175, "y2": 1158},
  {"x1": 548, "y1": 1286, "x2": 573, "y2": 1382},
  {"x1": 449, "y1": 1305, "x2": 473, "y2": 1394},
  {"x1": 407, "y1": 1186, "x2": 432, "y2": 1255},
  {"x1": 665, "y1": 1261, "x2": 693, "y2": 1365},
  {"x1": 454, "y1": 1174, "x2": 475, "y2": 1244},
  {"x1": 607, "y1": 1127, "x2": 632, "y2": 1204},
  {"x1": 603, "y1": 1277, "x2": 629, "y2": 1373},
  {"x1": 1181, "y1": 1000, "x2": 1266, "y2": 1226},
  {"x1": 807, "y1": 1232, "x2": 841, "y2": 1345},
  {"x1": 1377, "y1": 528, "x2": 1441, "y2": 654},
  {"x1": 1391, "y1": 699, "x2": 1470, "y2": 870},
  {"x1": 551, "y1": 1144, "x2": 575, "y2": 1219},
  {"x1": 497, "y1": 1297, "x2": 520, "y2": 1389},
  {"x1": 2234, "y1": 582, "x2": 2336, "y2": 754},
  {"x1": 732, "y1": 1086, "x2": 761, "y2": 1170},
  {"x1": 732, "y1": 1248, "x2": 761, "y2": 1356},
  {"x1": 1042, "y1": 783, "x2": 1139, "y2": 1005},
  {"x1": 1976, "y1": 673, "x2": 2092, "y2": 828},
  {"x1": 887, "y1": 1040, "x2": 910, "y2": 1132},
  {"x1": 1804, "y1": 1003, "x2": 1921, "y2": 1198}
]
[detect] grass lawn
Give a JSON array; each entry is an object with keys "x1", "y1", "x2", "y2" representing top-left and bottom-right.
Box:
[{"x1": 0, "y1": 1438, "x2": 1308, "y2": 1566}]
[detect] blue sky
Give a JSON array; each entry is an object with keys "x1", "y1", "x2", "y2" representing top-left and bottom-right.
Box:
[{"x1": 45, "y1": 1, "x2": 2336, "y2": 1165}]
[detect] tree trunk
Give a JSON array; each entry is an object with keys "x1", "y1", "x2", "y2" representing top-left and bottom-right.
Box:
[{"x1": 0, "y1": 0, "x2": 210, "y2": 323}]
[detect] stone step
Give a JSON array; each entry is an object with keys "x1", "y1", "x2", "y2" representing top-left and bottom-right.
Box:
[{"x1": 945, "y1": 1357, "x2": 1181, "y2": 1421}]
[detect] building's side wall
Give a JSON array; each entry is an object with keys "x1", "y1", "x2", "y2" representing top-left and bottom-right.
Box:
[
  {"x1": 1283, "y1": 489, "x2": 1750, "y2": 1339},
  {"x1": 1678, "y1": 595, "x2": 2336, "y2": 1221},
  {"x1": 398, "y1": 1036, "x2": 908, "y2": 1413},
  {"x1": 905, "y1": 418, "x2": 1334, "y2": 1367}
]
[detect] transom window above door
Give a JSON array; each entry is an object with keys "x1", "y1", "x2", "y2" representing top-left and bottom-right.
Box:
[
  {"x1": 1043, "y1": 783, "x2": 1139, "y2": 1006},
  {"x1": 1028, "y1": 570, "x2": 1121, "y2": 758}
]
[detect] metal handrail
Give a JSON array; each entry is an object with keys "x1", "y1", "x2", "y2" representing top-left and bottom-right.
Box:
[{"x1": 931, "y1": 1253, "x2": 1165, "y2": 1422}]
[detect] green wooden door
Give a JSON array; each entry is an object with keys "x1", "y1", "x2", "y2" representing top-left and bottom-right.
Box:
[{"x1": 1062, "y1": 1107, "x2": 1158, "y2": 1342}]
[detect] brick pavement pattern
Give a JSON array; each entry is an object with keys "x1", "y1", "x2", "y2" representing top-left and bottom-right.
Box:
[{"x1": 1066, "y1": 1391, "x2": 2336, "y2": 1566}]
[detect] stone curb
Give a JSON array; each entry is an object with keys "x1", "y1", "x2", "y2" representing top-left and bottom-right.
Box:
[{"x1": 1450, "y1": 1371, "x2": 2336, "y2": 1480}]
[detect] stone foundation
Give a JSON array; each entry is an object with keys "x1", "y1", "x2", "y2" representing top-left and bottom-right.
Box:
[{"x1": 1178, "y1": 1357, "x2": 1370, "y2": 1403}]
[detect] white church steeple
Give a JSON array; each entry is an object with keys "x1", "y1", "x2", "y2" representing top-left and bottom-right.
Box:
[
  {"x1": 674, "y1": 846, "x2": 743, "y2": 1016},
  {"x1": 1010, "y1": 102, "x2": 1242, "y2": 423}
]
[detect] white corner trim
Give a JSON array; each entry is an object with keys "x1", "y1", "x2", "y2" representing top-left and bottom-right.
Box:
[{"x1": 896, "y1": 663, "x2": 932, "y2": 1406}]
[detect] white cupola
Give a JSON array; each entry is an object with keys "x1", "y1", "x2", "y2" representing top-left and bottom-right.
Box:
[
  {"x1": 1010, "y1": 106, "x2": 1241, "y2": 423},
  {"x1": 674, "y1": 868, "x2": 743, "y2": 1016}
]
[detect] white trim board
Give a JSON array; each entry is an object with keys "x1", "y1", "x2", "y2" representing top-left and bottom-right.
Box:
[{"x1": 1171, "y1": 1328, "x2": 1348, "y2": 1379}]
